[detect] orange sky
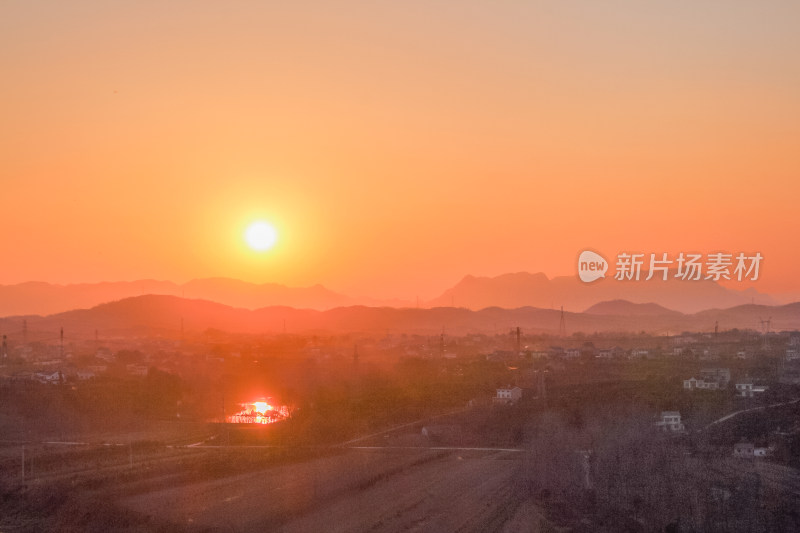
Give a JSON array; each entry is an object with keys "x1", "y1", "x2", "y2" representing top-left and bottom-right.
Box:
[{"x1": 1, "y1": 2, "x2": 799, "y2": 299}]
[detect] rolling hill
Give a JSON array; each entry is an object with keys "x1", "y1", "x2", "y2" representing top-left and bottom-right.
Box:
[{"x1": 4, "y1": 295, "x2": 800, "y2": 339}]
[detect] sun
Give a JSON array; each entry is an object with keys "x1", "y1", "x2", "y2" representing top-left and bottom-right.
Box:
[
  {"x1": 253, "y1": 401, "x2": 270, "y2": 413},
  {"x1": 244, "y1": 221, "x2": 278, "y2": 252}
]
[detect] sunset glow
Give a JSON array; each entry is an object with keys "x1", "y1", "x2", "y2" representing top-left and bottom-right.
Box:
[
  {"x1": 4, "y1": 4, "x2": 800, "y2": 530},
  {"x1": 1, "y1": 2, "x2": 799, "y2": 300}
]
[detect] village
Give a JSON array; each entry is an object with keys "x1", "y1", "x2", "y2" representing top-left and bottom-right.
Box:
[{"x1": 1, "y1": 323, "x2": 799, "y2": 530}]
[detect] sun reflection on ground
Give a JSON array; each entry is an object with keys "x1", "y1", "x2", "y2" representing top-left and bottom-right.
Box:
[{"x1": 227, "y1": 398, "x2": 290, "y2": 424}]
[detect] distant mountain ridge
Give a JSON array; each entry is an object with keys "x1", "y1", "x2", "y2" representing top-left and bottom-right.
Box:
[
  {"x1": 0, "y1": 279, "x2": 356, "y2": 316},
  {"x1": 0, "y1": 270, "x2": 785, "y2": 318},
  {"x1": 427, "y1": 272, "x2": 776, "y2": 314},
  {"x1": 5, "y1": 295, "x2": 800, "y2": 339},
  {"x1": 583, "y1": 300, "x2": 682, "y2": 316}
]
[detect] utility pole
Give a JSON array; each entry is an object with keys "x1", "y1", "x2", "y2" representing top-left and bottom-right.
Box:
[
  {"x1": 759, "y1": 317, "x2": 772, "y2": 350},
  {"x1": 559, "y1": 307, "x2": 566, "y2": 337}
]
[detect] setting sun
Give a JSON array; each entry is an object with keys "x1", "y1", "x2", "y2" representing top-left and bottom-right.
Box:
[{"x1": 245, "y1": 221, "x2": 278, "y2": 252}]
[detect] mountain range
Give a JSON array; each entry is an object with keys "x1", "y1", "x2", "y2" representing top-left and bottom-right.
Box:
[
  {"x1": 0, "y1": 272, "x2": 783, "y2": 318},
  {"x1": 428, "y1": 272, "x2": 777, "y2": 314},
  {"x1": 0, "y1": 279, "x2": 356, "y2": 317},
  {"x1": 4, "y1": 295, "x2": 800, "y2": 339}
]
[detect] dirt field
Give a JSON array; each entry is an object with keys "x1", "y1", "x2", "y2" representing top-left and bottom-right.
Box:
[{"x1": 122, "y1": 448, "x2": 541, "y2": 533}]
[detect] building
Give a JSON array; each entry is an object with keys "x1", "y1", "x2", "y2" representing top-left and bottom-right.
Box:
[
  {"x1": 734, "y1": 442, "x2": 771, "y2": 458},
  {"x1": 596, "y1": 348, "x2": 614, "y2": 359},
  {"x1": 735, "y1": 382, "x2": 768, "y2": 398},
  {"x1": 683, "y1": 377, "x2": 720, "y2": 390},
  {"x1": 33, "y1": 371, "x2": 62, "y2": 384},
  {"x1": 655, "y1": 411, "x2": 685, "y2": 432},
  {"x1": 786, "y1": 349, "x2": 800, "y2": 361},
  {"x1": 494, "y1": 386, "x2": 522, "y2": 405},
  {"x1": 595, "y1": 346, "x2": 624, "y2": 359},
  {"x1": 700, "y1": 368, "x2": 731, "y2": 388}
]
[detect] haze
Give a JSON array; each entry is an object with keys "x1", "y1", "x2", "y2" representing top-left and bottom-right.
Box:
[{"x1": 2, "y1": 1, "x2": 799, "y2": 299}]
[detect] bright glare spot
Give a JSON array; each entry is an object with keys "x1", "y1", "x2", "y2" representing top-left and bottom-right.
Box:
[
  {"x1": 245, "y1": 221, "x2": 278, "y2": 251},
  {"x1": 226, "y1": 398, "x2": 290, "y2": 424}
]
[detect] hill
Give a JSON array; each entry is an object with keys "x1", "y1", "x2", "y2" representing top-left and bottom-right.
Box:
[
  {"x1": 427, "y1": 272, "x2": 776, "y2": 314},
  {"x1": 0, "y1": 279, "x2": 355, "y2": 316},
  {"x1": 584, "y1": 300, "x2": 682, "y2": 316},
  {"x1": 5, "y1": 295, "x2": 800, "y2": 340}
]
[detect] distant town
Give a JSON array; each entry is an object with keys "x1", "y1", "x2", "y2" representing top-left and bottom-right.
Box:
[{"x1": 1, "y1": 304, "x2": 799, "y2": 530}]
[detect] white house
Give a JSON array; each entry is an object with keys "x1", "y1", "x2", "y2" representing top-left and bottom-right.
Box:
[
  {"x1": 655, "y1": 411, "x2": 685, "y2": 432},
  {"x1": 494, "y1": 386, "x2": 523, "y2": 405},
  {"x1": 596, "y1": 347, "x2": 624, "y2": 359},
  {"x1": 596, "y1": 349, "x2": 614, "y2": 359},
  {"x1": 735, "y1": 382, "x2": 768, "y2": 398},
  {"x1": 734, "y1": 442, "x2": 771, "y2": 458},
  {"x1": 684, "y1": 377, "x2": 720, "y2": 390},
  {"x1": 33, "y1": 371, "x2": 62, "y2": 384}
]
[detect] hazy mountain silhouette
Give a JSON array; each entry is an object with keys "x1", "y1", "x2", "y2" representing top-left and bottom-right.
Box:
[
  {"x1": 427, "y1": 272, "x2": 776, "y2": 314},
  {"x1": 0, "y1": 271, "x2": 783, "y2": 318},
  {"x1": 583, "y1": 300, "x2": 682, "y2": 316},
  {"x1": 6, "y1": 295, "x2": 800, "y2": 339},
  {"x1": 0, "y1": 279, "x2": 355, "y2": 316},
  {"x1": 181, "y1": 278, "x2": 351, "y2": 310}
]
